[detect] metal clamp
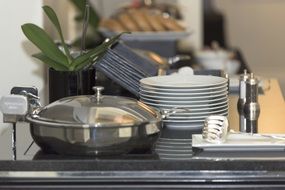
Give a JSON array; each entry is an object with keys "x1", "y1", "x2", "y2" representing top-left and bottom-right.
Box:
[{"x1": 0, "y1": 86, "x2": 39, "y2": 160}]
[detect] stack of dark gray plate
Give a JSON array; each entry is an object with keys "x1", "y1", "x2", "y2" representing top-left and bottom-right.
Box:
[
  {"x1": 96, "y1": 43, "x2": 159, "y2": 97},
  {"x1": 155, "y1": 137, "x2": 193, "y2": 160}
]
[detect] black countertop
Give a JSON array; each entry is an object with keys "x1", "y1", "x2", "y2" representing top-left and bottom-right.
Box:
[
  {"x1": 1, "y1": 126, "x2": 285, "y2": 189},
  {"x1": 1, "y1": 160, "x2": 285, "y2": 189},
  {"x1": 1, "y1": 158, "x2": 285, "y2": 171}
]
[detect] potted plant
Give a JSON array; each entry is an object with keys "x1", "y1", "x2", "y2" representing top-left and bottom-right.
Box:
[{"x1": 21, "y1": 5, "x2": 125, "y2": 102}]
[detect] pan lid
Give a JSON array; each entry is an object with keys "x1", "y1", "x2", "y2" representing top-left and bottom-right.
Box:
[{"x1": 27, "y1": 86, "x2": 161, "y2": 128}]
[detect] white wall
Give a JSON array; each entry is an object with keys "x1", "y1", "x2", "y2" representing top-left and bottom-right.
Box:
[
  {"x1": 177, "y1": 0, "x2": 202, "y2": 49},
  {"x1": 0, "y1": 0, "x2": 45, "y2": 131},
  {"x1": 214, "y1": 0, "x2": 285, "y2": 97},
  {"x1": 44, "y1": 0, "x2": 77, "y2": 41}
]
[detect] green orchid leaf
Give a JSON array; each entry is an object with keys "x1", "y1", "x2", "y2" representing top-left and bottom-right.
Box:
[
  {"x1": 21, "y1": 23, "x2": 69, "y2": 67},
  {"x1": 74, "y1": 58, "x2": 92, "y2": 71},
  {"x1": 71, "y1": 55, "x2": 90, "y2": 70},
  {"x1": 71, "y1": 32, "x2": 129, "y2": 69},
  {"x1": 43, "y1": 6, "x2": 73, "y2": 63},
  {"x1": 33, "y1": 53, "x2": 69, "y2": 71},
  {"x1": 73, "y1": 52, "x2": 106, "y2": 71}
]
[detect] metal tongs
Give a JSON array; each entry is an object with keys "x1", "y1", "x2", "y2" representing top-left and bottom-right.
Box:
[
  {"x1": 202, "y1": 115, "x2": 285, "y2": 144},
  {"x1": 202, "y1": 115, "x2": 229, "y2": 144}
]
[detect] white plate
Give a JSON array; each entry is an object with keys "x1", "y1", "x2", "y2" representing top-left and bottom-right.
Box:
[
  {"x1": 164, "y1": 119, "x2": 205, "y2": 123},
  {"x1": 142, "y1": 99, "x2": 228, "y2": 108},
  {"x1": 147, "y1": 103, "x2": 229, "y2": 112},
  {"x1": 139, "y1": 87, "x2": 228, "y2": 96},
  {"x1": 167, "y1": 107, "x2": 229, "y2": 116},
  {"x1": 192, "y1": 133, "x2": 285, "y2": 151},
  {"x1": 140, "y1": 75, "x2": 228, "y2": 88},
  {"x1": 164, "y1": 123, "x2": 203, "y2": 130},
  {"x1": 140, "y1": 91, "x2": 228, "y2": 100},
  {"x1": 167, "y1": 110, "x2": 228, "y2": 119},
  {"x1": 140, "y1": 83, "x2": 228, "y2": 93},
  {"x1": 165, "y1": 115, "x2": 228, "y2": 122},
  {"x1": 140, "y1": 97, "x2": 228, "y2": 108},
  {"x1": 163, "y1": 112, "x2": 228, "y2": 123},
  {"x1": 140, "y1": 96, "x2": 228, "y2": 104},
  {"x1": 140, "y1": 83, "x2": 228, "y2": 91}
]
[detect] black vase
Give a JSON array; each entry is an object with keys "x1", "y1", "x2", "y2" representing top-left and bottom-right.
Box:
[{"x1": 48, "y1": 68, "x2": 95, "y2": 103}]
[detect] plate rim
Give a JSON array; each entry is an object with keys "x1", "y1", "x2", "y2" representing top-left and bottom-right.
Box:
[
  {"x1": 140, "y1": 75, "x2": 228, "y2": 88},
  {"x1": 140, "y1": 91, "x2": 228, "y2": 100},
  {"x1": 140, "y1": 83, "x2": 228, "y2": 92},
  {"x1": 141, "y1": 99, "x2": 229, "y2": 108},
  {"x1": 140, "y1": 95, "x2": 228, "y2": 104}
]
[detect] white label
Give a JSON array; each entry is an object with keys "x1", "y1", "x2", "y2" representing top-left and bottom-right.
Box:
[
  {"x1": 0, "y1": 95, "x2": 28, "y2": 115},
  {"x1": 146, "y1": 124, "x2": 159, "y2": 134},
  {"x1": 119, "y1": 127, "x2": 132, "y2": 138}
]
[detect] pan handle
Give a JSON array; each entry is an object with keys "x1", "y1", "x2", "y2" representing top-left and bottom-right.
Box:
[{"x1": 161, "y1": 107, "x2": 191, "y2": 119}]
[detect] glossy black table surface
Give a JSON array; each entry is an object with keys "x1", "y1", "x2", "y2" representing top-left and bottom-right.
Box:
[{"x1": 1, "y1": 124, "x2": 285, "y2": 189}]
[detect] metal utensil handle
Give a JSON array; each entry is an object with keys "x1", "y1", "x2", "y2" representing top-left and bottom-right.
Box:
[
  {"x1": 80, "y1": 2, "x2": 90, "y2": 54},
  {"x1": 12, "y1": 123, "x2": 16, "y2": 160},
  {"x1": 161, "y1": 107, "x2": 191, "y2": 119},
  {"x1": 168, "y1": 55, "x2": 191, "y2": 65}
]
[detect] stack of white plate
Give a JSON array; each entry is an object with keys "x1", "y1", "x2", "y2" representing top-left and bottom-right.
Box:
[{"x1": 139, "y1": 75, "x2": 229, "y2": 130}]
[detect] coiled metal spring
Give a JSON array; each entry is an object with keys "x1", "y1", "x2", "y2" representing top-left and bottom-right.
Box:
[{"x1": 202, "y1": 115, "x2": 229, "y2": 144}]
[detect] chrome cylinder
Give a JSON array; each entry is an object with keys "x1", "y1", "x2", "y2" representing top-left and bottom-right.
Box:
[
  {"x1": 243, "y1": 73, "x2": 260, "y2": 133},
  {"x1": 237, "y1": 70, "x2": 249, "y2": 132}
]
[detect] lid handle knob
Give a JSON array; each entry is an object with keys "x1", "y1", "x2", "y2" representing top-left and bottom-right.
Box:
[{"x1": 92, "y1": 86, "x2": 104, "y2": 102}]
